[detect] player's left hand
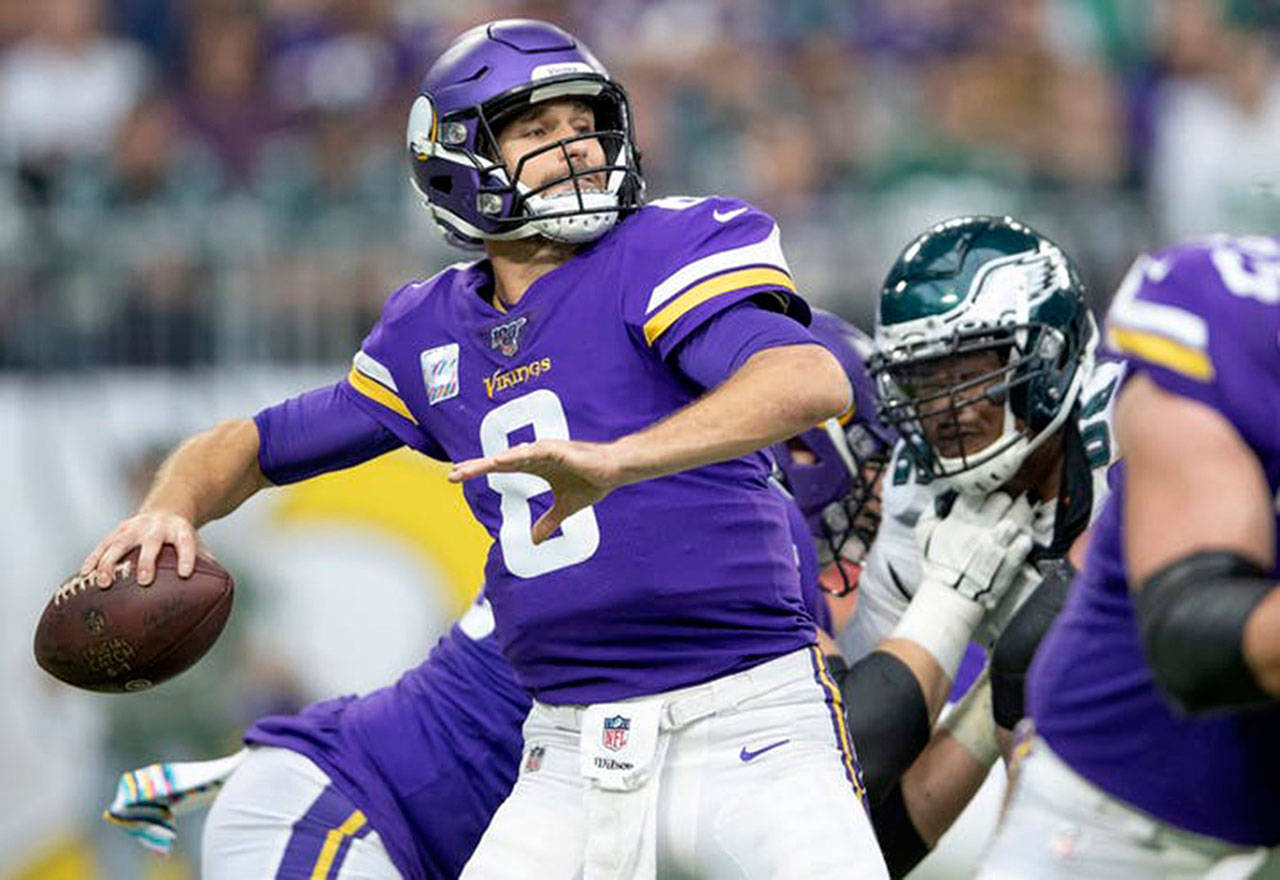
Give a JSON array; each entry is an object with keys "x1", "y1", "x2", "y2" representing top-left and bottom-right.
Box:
[{"x1": 448, "y1": 440, "x2": 623, "y2": 544}]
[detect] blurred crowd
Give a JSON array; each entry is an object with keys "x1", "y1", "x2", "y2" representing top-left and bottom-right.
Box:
[{"x1": 2, "y1": 0, "x2": 1279, "y2": 368}]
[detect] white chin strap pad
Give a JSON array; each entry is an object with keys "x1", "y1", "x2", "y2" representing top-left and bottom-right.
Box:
[{"x1": 527, "y1": 190, "x2": 620, "y2": 243}]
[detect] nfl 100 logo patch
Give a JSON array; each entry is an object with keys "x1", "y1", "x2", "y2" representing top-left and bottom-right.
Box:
[
  {"x1": 420, "y1": 343, "x2": 460, "y2": 405},
  {"x1": 490, "y1": 316, "x2": 527, "y2": 357},
  {"x1": 602, "y1": 715, "x2": 630, "y2": 752}
]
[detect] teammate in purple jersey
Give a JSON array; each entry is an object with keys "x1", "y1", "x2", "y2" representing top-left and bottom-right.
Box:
[
  {"x1": 83, "y1": 18, "x2": 890, "y2": 877},
  {"x1": 978, "y1": 236, "x2": 1280, "y2": 879}
]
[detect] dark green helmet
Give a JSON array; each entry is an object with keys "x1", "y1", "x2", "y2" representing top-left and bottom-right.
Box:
[{"x1": 870, "y1": 215, "x2": 1096, "y2": 494}]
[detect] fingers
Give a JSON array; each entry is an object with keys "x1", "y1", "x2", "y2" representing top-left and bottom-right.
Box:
[
  {"x1": 174, "y1": 527, "x2": 198, "y2": 578},
  {"x1": 448, "y1": 447, "x2": 533, "y2": 483},
  {"x1": 1005, "y1": 494, "x2": 1036, "y2": 527},
  {"x1": 95, "y1": 538, "x2": 135, "y2": 588},
  {"x1": 81, "y1": 531, "x2": 117, "y2": 576},
  {"x1": 136, "y1": 535, "x2": 162, "y2": 586},
  {"x1": 83, "y1": 514, "x2": 199, "y2": 589},
  {"x1": 975, "y1": 491, "x2": 1014, "y2": 519},
  {"x1": 448, "y1": 457, "x2": 494, "y2": 483},
  {"x1": 532, "y1": 497, "x2": 574, "y2": 545}
]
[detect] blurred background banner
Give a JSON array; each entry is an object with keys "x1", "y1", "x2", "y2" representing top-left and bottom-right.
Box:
[
  {"x1": 2, "y1": 0, "x2": 1278, "y2": 876},
  {"x1": 1, "y1": 372, "x2": 488, "y2": 879}
]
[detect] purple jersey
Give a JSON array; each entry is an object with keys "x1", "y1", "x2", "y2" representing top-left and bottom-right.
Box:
[
  {"x1": 246, "y1": 597, "x2": 528, "y2": 880},
  {"x1": 1029, "y1": 237, "x2": 1280, "y2": 845},
  {"x1": 343, "y1": 196, "x2": 817, "y2": 704},
  {"x1": 244, "y1": 485, "x2": 830, "y2": 879}
]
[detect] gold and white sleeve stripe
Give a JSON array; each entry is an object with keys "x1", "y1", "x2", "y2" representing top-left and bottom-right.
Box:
[
  {"x1": 346, "y1": 350, "x2": 418, "y2": 423},
  {"x1": 642, "y1": 224, "x2": 796, "y2": 346},
  {"x1": 1105, "y1": 255, "x2": 1214, "y2": 381}
]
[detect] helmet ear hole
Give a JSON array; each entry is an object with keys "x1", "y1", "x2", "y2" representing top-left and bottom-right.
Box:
[{"x1": 430, "y1": 175, "x2": 454, "y2": 195}]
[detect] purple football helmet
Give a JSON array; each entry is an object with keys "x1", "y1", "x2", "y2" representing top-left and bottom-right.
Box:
[
  {"x1": 770, "y1": 310, "x2": 896, "y2": 595},
  {"x1": 406, "y1": 19, "x2": 644, "y2": 250}
]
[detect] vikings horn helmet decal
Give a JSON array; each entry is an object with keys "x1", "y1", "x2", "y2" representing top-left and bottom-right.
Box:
[{"x1": 407, "y1": 19, "x2": 644, "y2": 250}]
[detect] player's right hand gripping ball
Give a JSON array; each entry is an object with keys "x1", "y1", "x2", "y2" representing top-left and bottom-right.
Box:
[{"x1": 33, "y1": 546, "x2": 234, "y2": 692}]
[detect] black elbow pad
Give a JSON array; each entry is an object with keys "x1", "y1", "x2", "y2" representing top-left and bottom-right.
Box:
[
  {"x1": 991, "y1": 559, "x2": 1073, "y2": 729},
  {"x1": 829, "y1": 650, "x2": 930, "y2": 804},
  {"x1": 1136, "y1": 551, "x2": 1275, "y2": 715}
]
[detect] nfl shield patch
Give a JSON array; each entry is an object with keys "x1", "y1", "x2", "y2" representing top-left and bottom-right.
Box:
[
  {"x1": 602, "y1": 715, "x2": 630, "y2": 752},
  {"x1": 420, "y1": 343, "x2": 460, "y2": 405},
  {"x1": 490, "y1": 316, "x2": 527, "y2": 357}
]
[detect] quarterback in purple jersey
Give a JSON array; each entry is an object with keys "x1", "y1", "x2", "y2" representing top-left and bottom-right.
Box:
[
  {"x1": 101, "y1": 312, "x2": 889, "y2": 879},
  {"x1": 83, "y1": 17, "x2": 887, "y2": 879},
  {"x1": 978, "y1": 237, "x2": 1280, "y2": 879}
]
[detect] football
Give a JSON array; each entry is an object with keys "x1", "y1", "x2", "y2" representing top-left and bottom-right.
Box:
[{"x1": 33, "y1": 546, "x2": 234, "y2": 693}]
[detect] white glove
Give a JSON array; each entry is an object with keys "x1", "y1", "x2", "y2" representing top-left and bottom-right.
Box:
[
  {"x1": 975, "y1": 560, "x2": 1044, "y2": 649},
  {"x1": 917, "y1": 492, "x2": 1036, "y2": 608},
  {"x1": 892, "y1": 492, "x2": 1035, "y2": 675}
]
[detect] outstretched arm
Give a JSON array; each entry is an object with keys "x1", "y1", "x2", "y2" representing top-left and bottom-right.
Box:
[
  {"x1": 81, "y1": 419, "x2": 268, "y2": 585},
  {"x1": 450, "y1": 342, "x2": 851, "y2": 544},
  {"x1": 82, "y1": 382, "x2": 402, "y2": 587}
]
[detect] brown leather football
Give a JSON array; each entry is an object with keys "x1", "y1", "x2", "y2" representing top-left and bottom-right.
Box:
[{"x1": 33, "y1": 546, "x2": 234, "y2": 692}]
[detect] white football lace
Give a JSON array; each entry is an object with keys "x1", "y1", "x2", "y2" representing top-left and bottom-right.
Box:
[{"x1": 53, "y1": 560, "x2": 133, "y2": 606}]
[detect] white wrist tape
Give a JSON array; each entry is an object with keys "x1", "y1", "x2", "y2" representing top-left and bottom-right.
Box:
[
  {"x1": 941, "y1": 668, "x2": 999, "y2": 768},
  {"x1": 891, "y1": 579, "x2": 983, "y2": 676}
]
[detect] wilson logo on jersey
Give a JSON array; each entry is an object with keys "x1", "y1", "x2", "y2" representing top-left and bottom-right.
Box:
[{"x1": 483, "y1": 358, "x2": 552, "y2": 398}]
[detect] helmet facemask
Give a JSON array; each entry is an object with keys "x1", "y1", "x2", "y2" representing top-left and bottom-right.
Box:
[{"x1": 873, "y1": 322, "x2": 1078, "y2": 495}]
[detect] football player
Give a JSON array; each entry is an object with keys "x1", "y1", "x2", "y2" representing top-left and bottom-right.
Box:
[
  {"x1": 976, "y1": 236, "x2": 1280, "y2": 878},
  {"x1": 84, "y1": 18, "x2": 886, "y2": 878},
  {"x1": 830, "y1": 216, "x2": 1125, "y2": 877},
  {"x1": 101, "y1": 312, "x2": 897, "y2": 879}
]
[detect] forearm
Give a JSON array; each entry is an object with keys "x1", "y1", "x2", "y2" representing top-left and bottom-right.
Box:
[
  {"x1": 611, "y1": 344, "x2": 849, "y2": 484},
  {"x1": 901, "y1": 732, "x2": 991, "y2": 845},
  {"x1": 1243, "y1": 586, "x2": 1280, "y2": 696},
  {"x1": 140, "y1": 419, "x2": 269, "y2": 527}
]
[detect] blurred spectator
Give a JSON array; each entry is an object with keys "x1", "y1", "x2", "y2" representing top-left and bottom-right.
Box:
[
  {"x1": 1150, "y1": 7, "x2": 1280, "y2": 237},
  {"x1": 0, "y1": 0, "x2": 1277, "y2": 368},
  {"x1": 0, "y1": 0, "x2": 150, "y2": 200},
  {"x1": 177, "y1": 11, "x2": 291, "y2": 186},
  {"x1": 264, "y1": 0, "x2": 433, "y2": 120}
]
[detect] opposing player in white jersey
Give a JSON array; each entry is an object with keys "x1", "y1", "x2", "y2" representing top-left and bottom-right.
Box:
[
  {"x1": 829, "y1": 216, "x2": 1124, "y2": 876},
  {"x1": 977, "y1": 236, "x2": 1280, "y2": 878}
]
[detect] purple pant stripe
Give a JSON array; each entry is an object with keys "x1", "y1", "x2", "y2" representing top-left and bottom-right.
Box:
[
  {"x1": 274, "y1": 784, "x2": 359, "y2": 879},
  {"x1": 807, "y1": 646, "x2": 871, "y2": 814}
]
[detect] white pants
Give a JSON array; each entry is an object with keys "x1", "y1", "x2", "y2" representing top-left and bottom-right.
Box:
[
  {"x1": 461, "y1": 646, "x2": 888, "y2": 880},
  {"x1": 203, "y1": 746, "x2": 401, "y2": 880},
  {"x1": 976, "y1": 736, "x2": 1280, "y2": 880}
]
